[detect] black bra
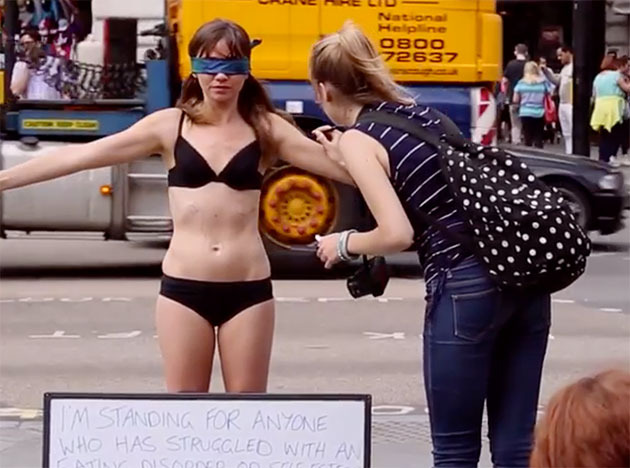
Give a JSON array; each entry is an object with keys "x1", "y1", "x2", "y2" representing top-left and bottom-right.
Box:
[{"x1": 168, "y1": 112, "x2": 263, "y2": 190}]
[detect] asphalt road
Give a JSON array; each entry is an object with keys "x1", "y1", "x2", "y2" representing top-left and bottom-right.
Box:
[
  {"x1": 0, "y1": 227, "x2": 628, "y2": 467},
  {"x1": 0, "y1": 227, "x2": 628, "y2": 411}
]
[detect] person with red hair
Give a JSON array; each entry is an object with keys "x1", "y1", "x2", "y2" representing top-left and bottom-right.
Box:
[{"x1": 530, "y1": 369, "x2": 630, "y2": 468}]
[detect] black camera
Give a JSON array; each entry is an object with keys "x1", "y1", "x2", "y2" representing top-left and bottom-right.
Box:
[{"x1": 346, "y1": 255, "x2": 390, "y2": 298}]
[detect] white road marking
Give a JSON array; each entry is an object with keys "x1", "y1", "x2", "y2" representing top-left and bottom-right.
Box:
[
  {"x1": 97, "y1": 330, "x2": 142, "y2": 339},
  {"x1": 372, "y1": 405, "x2": 415, "y2": 416},
  {"x1": 1, "y1": 297, "x2": 133, "y2": 303},
  {"x1": 377, "y1": 297, "x2": 404, "y2": 303},
  {"x1": 17, "y1": 329, "x2": 592, "y2": 341},
  {"x1": 17, "y1": 297, "x2": 55, "y2": 303},
  {"x1": 276, "y1": 297, "x2": 309, "y2": 303},
  {"x1": 7, "y1": 296, "x2": 623, "y2": 318},
  {"x1": 363, "y1": 332, "x2": 406, "y2": 340},
  {"x1": 0, "y1": 405, "x2": 424, "y2": 419},
  {"x1": 0, "y1": 408, "x2": 42, "y2": 420},
  {"x1": 1, "y1": 296, "x2": 410, "y2": 303},
  {"x1": 28, "y1": 330, "x2": 80, "y2": 339}
]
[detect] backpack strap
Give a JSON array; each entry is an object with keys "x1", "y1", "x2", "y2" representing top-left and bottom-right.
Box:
[
  {"x1": 358, "y1": 110, "x2": 443, "y2": 149},
  {"x1": 357, "y1": 108, "x2": 471, "y2": 151},
  {"x1": 356, "y1": 109, "x2": 474, "y2": 251}
]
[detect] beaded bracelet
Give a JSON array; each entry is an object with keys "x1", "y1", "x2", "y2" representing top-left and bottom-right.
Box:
[{"x1": 337, "y1": 229, "x2": 358, "y2": 262}]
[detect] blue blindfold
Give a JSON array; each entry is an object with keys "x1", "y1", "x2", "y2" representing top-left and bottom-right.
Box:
[{"x1": 191, "y1": 57, "x2": 251, "y2": 75}]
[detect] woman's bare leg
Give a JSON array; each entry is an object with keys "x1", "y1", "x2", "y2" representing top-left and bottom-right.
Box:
[
  {"x1": 155, "y1": 295, "x2": 216, "y2": 392},
  {"x1": 217, "y1": 299, "x2": 275, "y2": 392}
]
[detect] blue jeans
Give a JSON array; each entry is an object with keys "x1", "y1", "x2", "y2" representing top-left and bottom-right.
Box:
[{"x1": 423, "y1": 258, "x2": 551, "y2": 467}]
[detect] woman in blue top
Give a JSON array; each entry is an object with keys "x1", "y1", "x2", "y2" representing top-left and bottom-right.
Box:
[
  {"x1": 513, "y1": 61, "x2": 552, "y2": 148},
  {"x1": 590, "y1": 55, "x2": 630, "y2": 165}
]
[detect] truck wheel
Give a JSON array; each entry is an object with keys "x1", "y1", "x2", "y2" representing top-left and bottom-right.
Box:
[
  {"x1": 259, "y1": 165, "x2": 360, "y2": 276},
  {"x1": 259, "y1": 166, "x2": 338, "y2": 247}
]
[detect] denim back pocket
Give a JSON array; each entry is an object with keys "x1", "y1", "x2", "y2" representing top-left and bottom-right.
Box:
[{"x1": 452, "y1": 287, "x2": 501, "y2": 342}]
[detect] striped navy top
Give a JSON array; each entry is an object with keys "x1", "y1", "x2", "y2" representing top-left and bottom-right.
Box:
[{"x1": 354, "y1": 101, "x2": 473, "y2": 285}]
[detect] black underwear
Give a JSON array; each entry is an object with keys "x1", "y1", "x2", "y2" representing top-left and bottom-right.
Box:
[{"x1": 160, "y1": 275, "x2": 273, "y2": 327}]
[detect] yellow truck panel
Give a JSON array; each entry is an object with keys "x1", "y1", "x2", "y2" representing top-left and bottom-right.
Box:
[{"x1": 175, "y1": 0, "x2": 501, "y2": 83}]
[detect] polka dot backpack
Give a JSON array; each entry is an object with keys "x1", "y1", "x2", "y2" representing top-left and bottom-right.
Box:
[{"x1": 359, "y1": 110, "x2": 591, "y2": 294}]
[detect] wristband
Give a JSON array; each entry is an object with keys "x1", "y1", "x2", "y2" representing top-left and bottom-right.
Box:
[
  {"x1": 337, "y1": 229, "x2": 358, "y2": 262},
  {"x1": 342, "y1": 229, "x2": 358, "y2": 260}
]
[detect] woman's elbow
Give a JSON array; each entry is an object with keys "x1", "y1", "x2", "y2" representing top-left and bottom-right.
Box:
[
  {"x1": 386, "y1": 225, "x2": 414, "y2": 251},
  {"x1": 396, "y1": 231, "x2": 415, "y2": 251}
]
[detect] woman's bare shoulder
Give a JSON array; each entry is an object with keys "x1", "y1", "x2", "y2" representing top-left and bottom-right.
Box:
[
  {"x1": 143, "y1": 107, "x2": 183, "y2": 139},
  {"x1": 141, "y1": 108, "x2": 185, "y2": 165},
  {"x1": 149, "y1": 107, "x2": 183, "y2": 126}
]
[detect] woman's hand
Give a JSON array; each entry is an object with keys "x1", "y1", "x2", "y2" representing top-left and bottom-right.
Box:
[
  {"x1": 315, "y1": 233, "x2": 342, "y2": 269},
  {"x1": 312, "y1": 126, "x2": 345, "y2": 166}
]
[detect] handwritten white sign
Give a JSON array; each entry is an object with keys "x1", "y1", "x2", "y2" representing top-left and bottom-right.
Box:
[{"x1": 44, "y1": 394, "x2": 370, "y2": 468}]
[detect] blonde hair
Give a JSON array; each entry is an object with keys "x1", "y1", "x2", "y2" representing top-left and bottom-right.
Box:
[
  {"x1": 523, "y1": 61, "x2": 543, "y2": 84},
  {"x1": 530, "y1": 369, "x2": 630, "y2": 468},
  {"x1": 309, "y1": 20, "x2": 414, "y2": 106}
]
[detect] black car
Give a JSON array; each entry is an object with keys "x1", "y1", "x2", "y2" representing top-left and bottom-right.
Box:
[{"x1": 501, "y1": 145, "x2": 628, "y2": 235}]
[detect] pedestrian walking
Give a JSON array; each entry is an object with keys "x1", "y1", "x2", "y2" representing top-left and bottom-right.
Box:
[
  {"x1": 503, "y1": 43, "x2": 528, "y2": 144},
  {"x1": 541, "y1": 46, "x2": 574, "y2": 154},
  {"x1": 513, "y1": 61, "x2": 554, "y2": 149},
  {"x1": 591, "y1": 55, "x2": 630, "y2": 166}
]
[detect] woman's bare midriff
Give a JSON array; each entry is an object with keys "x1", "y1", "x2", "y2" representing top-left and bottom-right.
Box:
[{"x1": 161, "y1": 183, "x2": 271, "y2": 281}]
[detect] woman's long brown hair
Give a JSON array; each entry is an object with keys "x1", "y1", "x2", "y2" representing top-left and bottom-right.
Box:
[{"x1": 176, "y1": 19, "x2": 276, "y2": 164}]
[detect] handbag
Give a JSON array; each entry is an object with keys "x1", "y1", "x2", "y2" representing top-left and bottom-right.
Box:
[{"x1": 544, "y1": 93, "x2": 557, "y2": 124}]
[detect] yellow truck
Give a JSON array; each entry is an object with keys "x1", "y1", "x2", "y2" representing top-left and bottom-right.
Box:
[{"x1": 0, "y1": 0, "x2": 502, "y2": 263}]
